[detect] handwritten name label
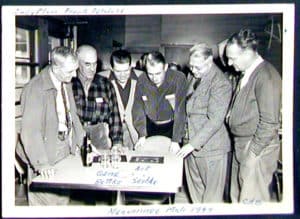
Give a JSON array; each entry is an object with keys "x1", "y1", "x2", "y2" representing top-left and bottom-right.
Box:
[
  {"x1": 135, "y1": 165, "x2": 151, "y2": 171},
  {"x1": 15, "y1": 7, "x2": 125, "y2": 16},
  {"x1": 132, "y1": 175, "x2": 157, "y2": 185},
  {"x1": 95, "y1": 165, "x2": 158, "y2": 186},
  {"x1": 16, "y1": 8, "x2": 58, "y2": 15},
  {"x1": 97, "y1": 170, "x2": 119, "y2": 177}
]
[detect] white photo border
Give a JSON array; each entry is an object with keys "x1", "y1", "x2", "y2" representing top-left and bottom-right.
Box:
[{"x1": 1, "y1": 4, "x2": 295, "y2": 217}]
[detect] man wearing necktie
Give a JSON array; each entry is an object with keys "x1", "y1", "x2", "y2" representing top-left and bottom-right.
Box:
[
  {"x1": 17, "y1": 46, "x2": 85, "y2": 205},
  {"x1": 225, "y1": 29, "x2": 282, "y2": 202},
  {"x1": 176, "y1": 43, "x2": 232, "y2": 203}
]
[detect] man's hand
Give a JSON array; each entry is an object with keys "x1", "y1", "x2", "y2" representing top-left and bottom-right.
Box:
[
  {"x1": 176, "y1": 143, "x2": 194, "y2": 158},
  {"x1": 134, "y1": 136, "x2": 146, "y2": 151},
  {"x1": 169, "y1": 142, "x2": 180, "y2": 154},
  {"x1": 90, "y1": 144, "x2": 101, "y2": 155},
  {"x1": 38, "y1": 165, "x2": 55, "y2": 178}
]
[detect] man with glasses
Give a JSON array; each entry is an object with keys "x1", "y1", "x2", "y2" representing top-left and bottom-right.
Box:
[
  {"x1": 99, "y1": 49, "x2": 143, "y2": 150},
  {"x1": 176, "y1": 43, "x2": 232, "y2": 203},
  {"x1": 72, "y1": 45, "x2": 123, "y2": 151},
  {"x1": 133, "y1": 51, "x2": 187, "y2": 152}
]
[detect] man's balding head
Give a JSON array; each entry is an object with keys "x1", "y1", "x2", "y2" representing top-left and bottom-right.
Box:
[{"x1": 76, "y1": 45, "x2": 98, "y2": 79}]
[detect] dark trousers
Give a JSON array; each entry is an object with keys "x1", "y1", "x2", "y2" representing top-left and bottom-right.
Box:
[{"x1": 146, "y1": 116, "x2": 174, "y2": 139}]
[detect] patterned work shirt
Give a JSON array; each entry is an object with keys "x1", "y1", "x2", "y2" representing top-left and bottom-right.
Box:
[
  {"x1": 72, "y1": 74, "x2": 123, "y2": 145},
  {"x1": 132, "y1": 69, "x2": 187, "y2": 143}
]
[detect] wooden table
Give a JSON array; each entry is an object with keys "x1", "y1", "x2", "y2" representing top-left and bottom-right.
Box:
[{"x1": 31, "y1": 151, "x2": 183, "y2": 204}]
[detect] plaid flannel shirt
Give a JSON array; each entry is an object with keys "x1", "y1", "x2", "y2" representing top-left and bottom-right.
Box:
[{"x1": 72, "y1": 74, "x2": 123, "y2": 145}]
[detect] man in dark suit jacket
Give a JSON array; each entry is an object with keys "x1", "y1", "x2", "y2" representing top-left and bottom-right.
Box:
[
  {"x1": 225, "y1": 29, "x2": 282, "y2": 202},
  {"x1": 176, "y1": 43, "x2": 232, "y2": 202}
]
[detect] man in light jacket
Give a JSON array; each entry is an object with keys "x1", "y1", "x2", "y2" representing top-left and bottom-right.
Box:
[{"x1": 17, "y1": 46, "x2": 85, "y2": 205}]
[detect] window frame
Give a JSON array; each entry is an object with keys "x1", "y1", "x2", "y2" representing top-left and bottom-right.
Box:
[{"x1": 15, "y1": 26, "x2": 39, "y2": 88}]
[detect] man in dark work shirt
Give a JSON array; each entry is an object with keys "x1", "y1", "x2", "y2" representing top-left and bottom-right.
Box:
[{"x1": 132, "y1": 51, "x2": 187, "y2": 152}]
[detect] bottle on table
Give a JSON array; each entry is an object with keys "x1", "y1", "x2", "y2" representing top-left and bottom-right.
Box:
[{"x1": 81, "y1": 122, "x2": 93, "y2": 167}]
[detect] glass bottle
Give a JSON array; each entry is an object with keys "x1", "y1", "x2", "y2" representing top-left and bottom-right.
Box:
[{"x1": 81, "y1": 130, "x2": 92, "y2": 167}]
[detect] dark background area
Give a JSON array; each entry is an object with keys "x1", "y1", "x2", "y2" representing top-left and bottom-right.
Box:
[
  {"x1": 16, "y1": 13, "x2": 282, "y2": 72},
  {"x1": 1, "y1": 0, "x2": 299, "y2": 218}
]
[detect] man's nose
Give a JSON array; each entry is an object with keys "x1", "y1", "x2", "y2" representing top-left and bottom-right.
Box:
[
  {"x1": 228, "y1": 59, "x2": 233, "y2": 66},
  {"x1": 153, "y1": 75, "x2": 159, "y2": 80}
]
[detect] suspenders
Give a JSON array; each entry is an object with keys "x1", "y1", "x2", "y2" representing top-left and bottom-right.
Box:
[{"x1": 111, "y1": 79, "x2": 138, "y2": 144}]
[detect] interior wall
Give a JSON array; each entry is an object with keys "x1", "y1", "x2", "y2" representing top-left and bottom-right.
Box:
[
  {"x1": 77, "y1": 16, "x2": 125, "y2": 70},
  {"x1": 17, "y1": 14, "x2": 282, "y2": 74},
  {"x1": 161, "y1": 14, "x2": 269, "y2": 45},
  {"x1": 125, "y1": 15, "x2": 161, "y2": 47},
  {"x1": 123, "y1": 13, "x2": 282, "y2": 72}
]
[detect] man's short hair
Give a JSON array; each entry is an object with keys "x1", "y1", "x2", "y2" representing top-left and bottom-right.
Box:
[
  {"x1": 51, "y1": 46, "x2": 77, "y2": 66},
  {"x1": 227, "y1": 28, "x2": 258, "y2": 52},
  {"x1": 146, "y1": 51, "x2": 166, "y2": 67},
  {"x1": 110, "y1": 49, "x2": 131, "y2": 67},
  {"x1": 189, "y1": 43, "x2": 213, "y2": 60}
]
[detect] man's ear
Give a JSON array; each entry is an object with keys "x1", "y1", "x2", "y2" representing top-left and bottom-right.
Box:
[
  {"x1": 51, "y1": 64, "x2": 59, "y2": 74},
  {"x1": 164, "y1": 63, "x2": 169, "y2": 72}
]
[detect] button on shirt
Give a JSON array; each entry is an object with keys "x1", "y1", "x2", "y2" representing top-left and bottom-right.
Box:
[
  {"x1": 133, "y1": 69, "x2": 187, "y2": 142},
  {"x1": 72, "y1": 74, "x2": 123, "y2": 145}
]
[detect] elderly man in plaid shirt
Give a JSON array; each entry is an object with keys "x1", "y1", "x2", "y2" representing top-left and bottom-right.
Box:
[{"x1": 72, "y1": 45, "x2": 123, "y2": 150}]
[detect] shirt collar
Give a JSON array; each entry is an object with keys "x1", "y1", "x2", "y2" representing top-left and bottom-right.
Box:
[
  {"x1": 49, "y1": 67, "x2": 62, "y2": 90},
  {"x1": 243, "y1": 54, "x2": 264, "y2": 77},
  {"x1": 111, "y1": 69, "x2": 136, "y2": 86},
  {"x1": 239, "y1": 55, "x2": 264, "y2": 89}
]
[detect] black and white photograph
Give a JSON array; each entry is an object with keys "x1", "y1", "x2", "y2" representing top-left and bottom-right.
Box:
[{"x1": 1, "y1": 3, "x2": 296, "y2": 218}]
